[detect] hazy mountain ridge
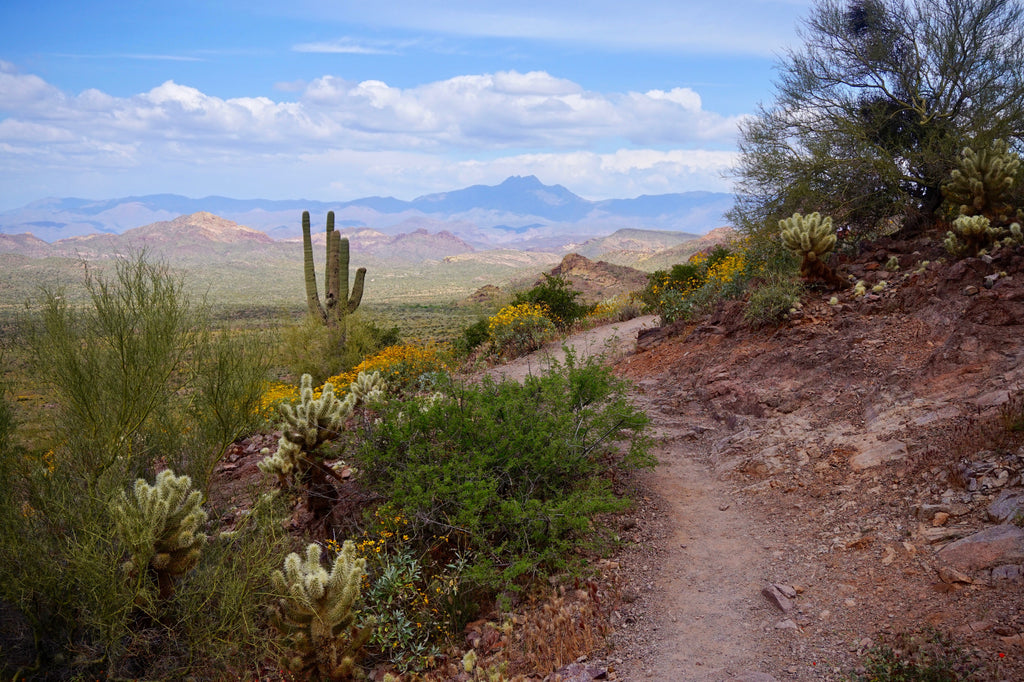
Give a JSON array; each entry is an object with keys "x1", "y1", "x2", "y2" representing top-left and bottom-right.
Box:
[{"x1": 0, "y1": 176, "x2": 733, "y2": 247}]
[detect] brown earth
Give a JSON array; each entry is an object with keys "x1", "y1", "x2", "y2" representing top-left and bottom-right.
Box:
[{"x1": 600, "y1": 237, "x2": 1024, "y2": 681}]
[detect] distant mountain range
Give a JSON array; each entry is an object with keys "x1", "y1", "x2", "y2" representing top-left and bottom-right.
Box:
[{"x1": 0, "y1": 175, "x2": 733, "y2": 249}]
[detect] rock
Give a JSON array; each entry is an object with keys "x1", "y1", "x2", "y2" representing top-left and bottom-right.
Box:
[
  {"x1": 775, "y1": 619, "x2": 799, "y2": 630},
  {"x1": 976, "y1": 389, "x2": 1010, "y2": 408},
  {"x1": 987, "y1": 490, "x2": 1024, "y2": 522},
  {"x1": 965, "y1": 285, "x2": 980, "y2": 296},
  {"x1": 761, "y1": 584, "x2": 795, "y2": 612},
  {"x1": 936, "y1": 564, "x2": 974, "y2": 584},
  {"x1": 554, "y1": 662, "x2": 608, "y2": 681},
  {"x1": 932, "y1": 512, "x2": 950, "y2": 526},
  {"x1": 937, "y1": 524, "x2": 1024, "y2": 572},
  {"x1": 849, "y1": 440, "x2": 907, "y2": 471},
  {"x1": 991, "y1": 564, "x2": 1023, "y2": 581}
]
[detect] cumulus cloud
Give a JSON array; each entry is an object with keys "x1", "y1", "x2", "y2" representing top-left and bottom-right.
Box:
[{"x1": 0, "y1": 63, "x2": 745, "y2": 205}]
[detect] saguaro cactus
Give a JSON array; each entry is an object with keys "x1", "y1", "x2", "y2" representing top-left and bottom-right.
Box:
[
  {"x1": 269, "y1": 541, "x2": 371, "y2": 679},
  {"x1": 302, "y1": 210, "x2": 367, "y2": 346}
]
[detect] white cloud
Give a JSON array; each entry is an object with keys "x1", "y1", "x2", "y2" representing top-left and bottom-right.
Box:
[{"x1": 0, "y1": 64, "x2": 745, "y2": 205}]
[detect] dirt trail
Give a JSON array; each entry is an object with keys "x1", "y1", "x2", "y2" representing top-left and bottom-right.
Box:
[{"x1": 482, "y1": 316, "x2": 783, "y2": 681}]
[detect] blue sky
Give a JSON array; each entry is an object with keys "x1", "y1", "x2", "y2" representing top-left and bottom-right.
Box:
[{"x1": 0, "y1": 0, "x2": 811, "y2": 210}]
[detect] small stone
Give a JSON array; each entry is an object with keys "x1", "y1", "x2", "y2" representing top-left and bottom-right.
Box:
[
  {"x1": 932, "y1": 512, "x2": 950, "y2": 526},
  {"x1": 762, "y1": 584, "x2": 795, "y2": 613},
  {"x1": 776, "y1": 619, "x2": 798, "y2": 630},
  {"x1": 964, "y1": 285, "x2": 980, "y2": 296}
]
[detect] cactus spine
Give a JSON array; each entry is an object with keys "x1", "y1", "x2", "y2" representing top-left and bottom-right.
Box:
[
  {"x1": 779, "y1": 212, "x2": 846, "y2": 288},
  {"x1": 112, "y1": 469, "x2": 208, "y2": 600},
  {"x1": 302, "y1": 210, "x2": 367, "y2": 346},
  {"x1": 270, "y1": 541, "x2": 371, "y2": 679}
]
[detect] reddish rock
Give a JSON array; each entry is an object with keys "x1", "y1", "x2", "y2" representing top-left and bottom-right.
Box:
[{"x1": 937, "y1": 524, "x2": 1024, "y2": 572}]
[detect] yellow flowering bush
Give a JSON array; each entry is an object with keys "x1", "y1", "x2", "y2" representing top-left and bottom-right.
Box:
[
  {"x1": 486, "y1": 302, "x2": 556, "y2": 359},
  {"x1": 638, "y1": 244, "x2": 752, "y2": 324},
  {"x1": 324, "y1": 343, "x2": 450, "y2": 395}
]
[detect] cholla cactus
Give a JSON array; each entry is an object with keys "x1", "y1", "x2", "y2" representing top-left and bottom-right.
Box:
[
  {"x1": 943, "y1": 139, "x2": 1021, "y2": 223},
  {"x1": 259, "y1": 374, "x2": 355, "y2": 485},
  {"x1": 945, "y1": 214, "x2": 1004, "y2": 257},
  {"x1": 112, "y1": 469, "x2": 208, "y2": 599},
  {"x1": 780, "y1": 212, "x2": 846, "y2": 288},
  {"x1": 348, "y1": 371, "x2": 387, "y2": 405},
  {"x1": 269, "y1": 541, "x2": 371, "y2": 679}
]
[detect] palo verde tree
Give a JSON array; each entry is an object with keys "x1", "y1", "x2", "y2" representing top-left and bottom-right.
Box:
[{"x1": 729, "y1": 0, "x2": 1024, "y2": 240}]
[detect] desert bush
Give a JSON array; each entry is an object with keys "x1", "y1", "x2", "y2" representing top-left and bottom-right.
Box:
[
  {"x1": 486, "y1": 303, "x2": 557, "y2": 359},
  {"x1": 0, "y1": 253, "x2": 282, "y2": 678},
  {"x1": 280, "y1": 311, "x2": 401, "y2": 386},
  {"x1": 511, "y1": 275, "x2": 593, "y2": 330},
  {"x1": 638, "y1": 245, "x2": 752, "y2": 324},
  {"x1": 323, "y1": 342, "x2": 450, "y2": 396},
  {"x1": 353, "y1": 351, "x2": 652, "y2": 595},
  {"x1": 454, "y1": 316, "x2": 491, "y2": 356},
  {"x1": 743, "y1": 277, "x2": 805, "y2": 328}
]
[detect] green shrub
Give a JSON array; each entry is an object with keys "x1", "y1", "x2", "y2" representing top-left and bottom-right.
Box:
[
  {"x1": 743, "y1": 278, "x2": 805, "y2": 328},
  {"x1": 486, "y1": 303, "x2": 557, "y2": 359},
  {"x1": 852, "y1": 629, "x2": 984, "y2": 681},
  {"x1": 638, "y1": 244, "x2": 752, "y2": 324},
  {"x1": 279, "y1": 311, "x2": 402, "y2": 386},
  {"x1": 455, "y1": 316, "x2": 490, "y2": 356},
  {"x1": 512, "y1": 274, "x2": 593, "y2": 330},
  {"x1": 0, "y1": 253, "x2": 283, "y2": 679},
  {"x1": 353, "y1": 351, "x2": 652, "y2": 594}
]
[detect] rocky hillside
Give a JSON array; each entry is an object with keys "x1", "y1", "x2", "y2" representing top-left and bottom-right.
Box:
[{"x1": 607, "y1": 234, "x2": 1024, "y2": 680}]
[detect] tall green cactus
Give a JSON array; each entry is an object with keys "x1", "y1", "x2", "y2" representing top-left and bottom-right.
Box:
[
  {"x1": 302, "y1": 210, "x2": 367, "y2": 345},
  {"x1": 269, "y1": 541, "x2": 371, "y2": 679},
  {"x1": 112, "y1": 469, "x2": 208, "y2": 600},
  {"x1": 779, "y1": 212, "x2": 847, "y2": 288}
]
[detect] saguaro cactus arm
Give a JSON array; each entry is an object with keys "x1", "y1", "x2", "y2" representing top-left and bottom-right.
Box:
[{"x1": 302, "y1": 211, "x2": 328, "y2": 323}]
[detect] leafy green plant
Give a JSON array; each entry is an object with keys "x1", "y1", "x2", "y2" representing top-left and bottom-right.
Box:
[
  {"x1": 353, "y1": 351, "x2": 652, "y2": 593},
  {"x1": 512, "y1": 275, "x2": 593, "y2": 330},
  {"x1": 486, "y1": 303, "x2": 557, "y2": 359},
  {"x1": 743, "y1": 277, "x2": 804, "y2": 328},
  {"x1": 455, "y1": 316, "x2": 491, "y2": 356},
  {"x1": 852, "y1": 629, "x2": 984, "y2": 681}
]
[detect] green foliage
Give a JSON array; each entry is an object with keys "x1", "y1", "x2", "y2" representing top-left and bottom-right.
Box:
[
  {"x1": 354, "y1": 352, "x2": 652, "y2": 593},
  {"x1": 729, "y1": 0, "x2": 1024, "y2": 240},
  {"x1": 512, "y1": 274, "x2": 594, "y2": 329},
  {"x1": 743, "y1": 277, "x2": 805, "y2": 328},
  {"x1": 280, "y1": 311, "x2": 402, "y2": 386},
  {"x1": 0, "y1": 253, "x2": 281, "y2": 678},
  {"x1": 112, "y1": 469, "x2": 208, "y2": 600},
  {"x1": 852, "y1": 629, "x2": 984, "y2": 681},
  {"x1": 269, "y1": 541, "x2": 371, "y2": 679},
  {"x1": 637, "y1": 245, "x2": 751, "y2": 324},
  {"x1": 455, "y1": 316, "x2": 491, "y2": 356},
  {"x1": 943, "y1": 139, "x2": 1022, "y2": 224},
  {"x1": 26, "y1": 254, "x2": 202, "y2": 489}
]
